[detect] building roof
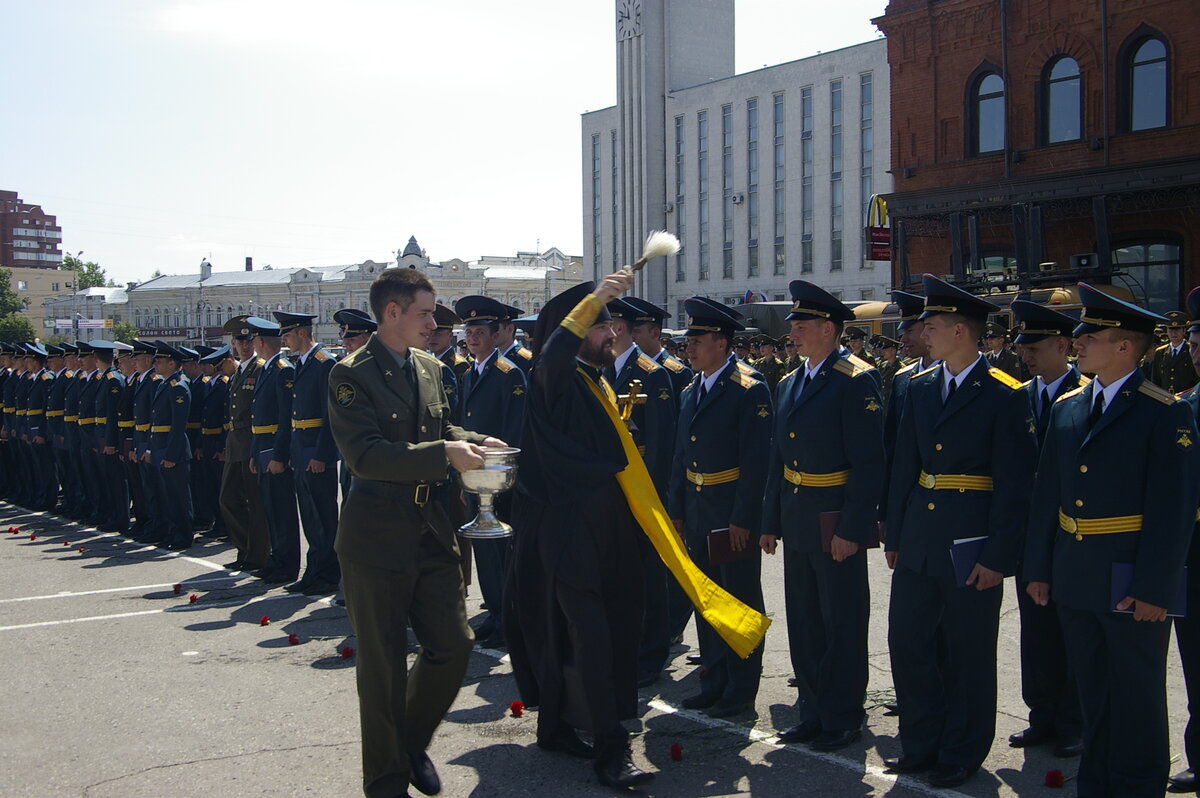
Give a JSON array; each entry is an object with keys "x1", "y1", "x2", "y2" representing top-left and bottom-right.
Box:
[{"x1": 131, "y1": 261, "x2": 389, "y2": 291}]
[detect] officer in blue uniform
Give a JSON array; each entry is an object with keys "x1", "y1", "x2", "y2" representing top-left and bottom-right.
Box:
[
  {"x1": 61, "y1": 344, "x2": 88, "y2": 518},
  {"x1": 668, "y1": 297, "x2": 772, "y2": 718},
  {"x1": 114, "y1": 342, "x2": 147, "y2": 538},
  {"x1": 497, "y1": 303, "x2": 534, "y2": 375},
  {"x1": 761, "y1": 281, "x2": 883, "y2": 750},
  {"x1": 246, "y1": 316, "x2": 300, "y2": 584},
  {"x1": 45, "y1": 344, "x2": 74, "y2": 515},
  {"x1": 1172, "y1": 286, "x2": 1200, "y2": 794},
  {"x1": 76, "y1": 343, "x2": 107, "y2": 525},
  {"x1": 178, "y1": 346, "x2": 212, "y2": 533},
  {"x1": 130, "y1": 340, "x2": 166, "y2": 543},
  {"x1": 198, "y1": 345, "x2": 233, "y2": 542},
  {"x1": 1007, "y1": 300, "x2": 1087, "y2": 758},
  {"x1": 276, "y1": 310, "x2": 341, "y2": 596},
  {"x1": 605, "y1": 296, "x2": 678, "y2": 686},
  {"x1": 884, "y1": 274, "x2": 1037, "y2": 788},
  {"x1": 24, "y1": 344, "x2": 56, "y2": 511},
  {"x1": 334, "y1": 308, "x2": 376, "y2": 507},
  {"x1": 92, "y1": 340, "x2": 129, "y2": 533},
  {"x1": 1026, "y1": 284, "x2": 1199, "y2": 798},
  {"x1": 146, "y1": 341, "x2": 193, "y2": 550},
  {"x1": 454, "y1": 295, "x2": 527, "y2": 647},
  {"x1": 0, "y1": 344, "x2": 17, "y2": 501},
  {"x1": 430, "y1": 304, "x2": 464, "y2": 419}
]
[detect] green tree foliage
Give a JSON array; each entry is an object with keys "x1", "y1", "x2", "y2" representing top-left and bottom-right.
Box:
[
  {"x1": 0, "y1": 314, "x2": 36, "y2": 344},
  {"x1": 0, "y1": 268, "x2": 27, "y2": 317},
  {"x1": 62, "y1": 253, "x2": 108, "y2": 290},
  {"x1": 110, "y1": 320, "x2": 138, "y2": 343}
]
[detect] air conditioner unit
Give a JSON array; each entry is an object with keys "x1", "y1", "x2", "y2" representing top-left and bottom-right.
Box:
[
  {"x1": 731, "y1": 193, "x2": 745, "y2": 204},
  {"x1": 662, "y1": 202, "x2": 675, "y2": 213}
]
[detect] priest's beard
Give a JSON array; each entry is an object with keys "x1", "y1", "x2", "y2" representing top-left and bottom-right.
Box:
[{"x1": 579, "y1": 336, "x2": 616, "y2": 368}]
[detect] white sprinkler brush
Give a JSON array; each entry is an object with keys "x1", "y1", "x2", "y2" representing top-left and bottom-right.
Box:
[{"x1": 626, "y1": 230, "x2": 681, "y2": 273}]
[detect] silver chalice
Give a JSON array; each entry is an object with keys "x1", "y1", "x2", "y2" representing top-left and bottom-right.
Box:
[{"x1": 458, "y1": 446, "x2": 520, "y2": 539}]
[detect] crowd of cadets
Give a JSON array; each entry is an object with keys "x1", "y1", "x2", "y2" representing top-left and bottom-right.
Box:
[{"x1": 3, "y1": 278, "x2": 1200, "y2": 795}]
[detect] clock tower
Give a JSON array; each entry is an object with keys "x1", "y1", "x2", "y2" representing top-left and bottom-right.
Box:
[{"x1": 613, "y1": 0, "x2": 734, "y2": 304}]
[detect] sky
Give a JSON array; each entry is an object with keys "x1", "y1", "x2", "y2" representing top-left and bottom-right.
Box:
[{"x1": 0, "y1": 0, "x2": 887, "y2": 284}]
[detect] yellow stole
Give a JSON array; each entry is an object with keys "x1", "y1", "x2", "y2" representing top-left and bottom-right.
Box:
[{"x1": 581, "y1": 368, "x2": 770, "y2": 659}]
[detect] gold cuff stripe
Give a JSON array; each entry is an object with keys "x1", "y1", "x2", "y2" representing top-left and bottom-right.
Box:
[{"x1": 561, "y1": 293, "x2": 604, "y2": 338}]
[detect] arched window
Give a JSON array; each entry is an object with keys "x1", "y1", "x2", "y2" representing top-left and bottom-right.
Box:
[
  {"x1": 1043, "y1": 56, "x2": 1082, "y2": 143},
  {"x1": 969, "y1": 71, "x2": 1005, "y2": 155},
  {"x1": 1128, "y1": 37, "x2": 1168, "y2": 131},
  {"x1": 1112, "y1": 236, "x2": 1181, "y2": 314}
]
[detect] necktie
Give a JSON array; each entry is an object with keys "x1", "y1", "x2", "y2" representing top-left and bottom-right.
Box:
[
  {"x1": 1088, "y1": 390, "x2": 1105, "y2": 428},
  {"x1": 603, "y1": 365, "x2": 616, "y2": 384},
  {"x1": 945, "y1": 377, "x2": 957, "y2": 404},
  {"x1": 794, "y1": 371, "x2": 811, "y2": 401},
  {"x1": 403, "y1": 358, "x2": 417, "y2": 397},
  {"x1": 697, "y1": 381, "x2": 707, "y2": 405},
  {"x1": 1039, "y1": 387, "x2": 1051, "y2": 423}
]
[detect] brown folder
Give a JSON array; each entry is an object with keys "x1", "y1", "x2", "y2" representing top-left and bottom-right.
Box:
[
  {"x1": 707, "y1": 527, "x2": 758, "y2": 566},
  {"x1": 819, "y1": 511, "x2": 881, "y2": 554}
]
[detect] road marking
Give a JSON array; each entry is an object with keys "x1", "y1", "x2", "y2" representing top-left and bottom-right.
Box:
[
  {"x1": 0, "y1": 592, "x2": 331, "y2": 632},
  {"x1": 646, "y1": 698, "x2": 972, "y2": 798},
  {"x1": 0, "y1": 575, "x2": 242, "y2": 604}
]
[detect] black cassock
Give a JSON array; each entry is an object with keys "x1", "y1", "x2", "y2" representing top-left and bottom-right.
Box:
[{"x1": 504, "y1": 320, "x2": 644, "y2": 746}]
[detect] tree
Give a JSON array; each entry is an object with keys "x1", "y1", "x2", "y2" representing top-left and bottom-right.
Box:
[
  {"x1": 0, "y1": 314, "x2": 36, "y2": 343},
  {"x1": 62, "y1": 253, "x2": 108, "y2": 290},
  {"x1": 0, "y1": 268, "x2": 26, "y2": 317},
  {"x1": 110, "y1": 321, "x2": 138, "y2": 343}
]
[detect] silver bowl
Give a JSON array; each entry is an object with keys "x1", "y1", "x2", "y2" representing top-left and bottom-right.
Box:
[{"x1": 458, "y1": 446, "x2": 520, "y2": 539}]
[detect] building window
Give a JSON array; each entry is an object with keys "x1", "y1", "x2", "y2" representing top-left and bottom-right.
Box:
[
  {"x1": 675, "y1": 116, "x2": 686, "y2": 282},
  {"x1": 860, "y1": 72, "x2": 874, "y2": 227},
  {"x1": 773, "y1": 93, "x2": 786, "y2": 276},
  {"x1": 970, "y1": 71, "x2": 1005, "y2": 155},
  {"x1": 831, "y1": 80, "x2": 843, "y2": 272},
  {"x1": 747, "y1": 98, "x2": 759, "y2": 278},
  {"x1": 16, "y1": 280, "x2": 27, "y2": 291},
  {"x1": 611, "y1": 130, "x2": 619, "y2": 271},
  {"x1": 721, "y1": 104, "x2": 734, "y2": 279},
  {"x1": 1043, "y1": 56, "x2": 1082, "y2": 143},
  {"x1": 698, "y1": 110, "x2": 709, "y2": 281},
  {"x1": 52, "y1": 282, "x2": 59, "y2": 291},
  {"x1": 801, "y1": 86, "x2": 814, "y2": 274},
  {"x1": 1129, "y1": 37, "x2": 1168, "y2": 131},
  {"x1": 591, "y1": 134, "x2": 602, "y2": 281},
  {"x1": 1112, "y1": 238, "x2": 1181, "y2": 314},
  {"x1": 860, "y1": 288, "x2": 874, "y2": 301}
]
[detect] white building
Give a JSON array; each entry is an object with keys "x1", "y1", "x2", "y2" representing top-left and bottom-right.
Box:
[{"x1": 583, "y1": 0, "x2": 892, "y2": 319}]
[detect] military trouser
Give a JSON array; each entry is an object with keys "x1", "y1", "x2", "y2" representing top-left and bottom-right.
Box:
[
  {"x1": 294, "y1": 462, "x2": 340, "y2": 585},
  {"x1": 219, "y1": 458, "x2": 270, "y2": 568},
  {"x1": 258, "y1": 467, "x2": 300, "y2": 578}
]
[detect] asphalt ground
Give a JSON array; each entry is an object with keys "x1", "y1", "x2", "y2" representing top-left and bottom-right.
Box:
[{"x1": 0, "y1": 501, "x2": 1187, "y2": 797}]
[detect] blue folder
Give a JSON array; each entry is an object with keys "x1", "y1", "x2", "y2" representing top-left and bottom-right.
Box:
[
  {"x1": 1111, "y1": 563, "x2": 1187, "y2": 618},
  {"x1": 950, "y1": 536, "x2": 988, "y2": 588}
]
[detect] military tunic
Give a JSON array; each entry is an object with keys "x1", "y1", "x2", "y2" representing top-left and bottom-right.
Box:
[
  {"x1": 291, "y1": 343, "x2": 340, "y2": 587},
  {"x1": 252, "y1": 352, "x2": 300, "y2": 580},
  {"x1": 219, "y1": 356, "x2": 270, "y2": 568},
  {"x1": 1145, "y1": 342, "x2": 1198, "y2": 395},
  {"x1": 148, "y1": 370, "x2": 192, "y2": 548}
]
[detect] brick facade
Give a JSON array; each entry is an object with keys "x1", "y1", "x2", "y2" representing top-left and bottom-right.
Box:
[{"x1": 874, "y1": 0, "x2": 1200, "y2": 312}]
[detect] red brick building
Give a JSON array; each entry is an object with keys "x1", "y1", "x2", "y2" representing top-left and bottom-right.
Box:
[
  {"x1": 874, "y1": 0, "x2": 1200, "y2": 312},
  {"x1": 0, "y1": 190, "x2": 62, "y2": 270}
]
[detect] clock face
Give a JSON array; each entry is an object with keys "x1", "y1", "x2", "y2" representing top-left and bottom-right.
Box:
[{"x1": 616, "y1": 0, "x2": 642, "y2": 40}]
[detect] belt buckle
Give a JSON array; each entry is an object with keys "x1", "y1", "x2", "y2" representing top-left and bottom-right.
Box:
[
  {"x1": 1061, "y1": 514, "x2": 1082, "y2": 540},
  {"x1": 414, "y1": 483, "x2": 430, "y2": 507},
  {"x1": 920, "y1": 472, "x2": 936, "y2": 489},
  {"x1": 694, "y1": 472, "x2": 705, "y2": 486}
]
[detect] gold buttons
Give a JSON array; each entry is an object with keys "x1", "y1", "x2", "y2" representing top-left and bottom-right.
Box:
[
  {"x1": 1075, "y1": 499, "x2": 1084, "y2": 507},
  {"x1": 391, "y1": 413, "x2": 397, "y2": 419},
  {"x1": 793, "y1": 487, "x2": 798, "y2": 494},
  {"x1": 692, "y1": 461, "x2": 698, "y2": 467},
  {"x1": 935, "y1": 443, "x2": 943, "y2": 451},
  {"x1": 1079, "y1": 465, "x2": 1088, "y2": 473},
  {"x1": 695, "y1": 485, "x2": 702, "y2": 492},
  {"x1": 789, "y1": 431, "x2": 796, "y2": 439},
  {"x1": 927, "y1": 502, "x2": 936, "y2": 510},
  {"x1": 690, "y1": 435, "x2": 697, "y2": 442},
  {"x1": 792, "y1": 460, "x2": 798, "y2": 466},
  {"x1": 467, "y1": 411, "x2": 472, "y2": 417},
  {"x1": 420, "y1": 426, "x2": 426, "y2": 433}
]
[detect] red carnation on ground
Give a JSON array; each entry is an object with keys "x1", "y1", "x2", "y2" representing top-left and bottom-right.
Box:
[
  {"x1": 28, "y1": 533, "x2": 36, "y2": 541},
  {"x1": 77, "y1": 546, "x2": 85, "y2": 553},
  {"x1": 63, "y1": 541, "x2": 70, "y2": 546},
  {"x1": 188, "y1": 593, "x2": 198, "y2": 604},
  {"x1": 259, "y1": 615, "x2": 270, "y2": 626},
  {"x1": 1044, "y1": 769, "x2": 1065, "y2": 788},
  {"x1": 8, "y1": 526, "x2": 17, "y2": 534},
  {"x1": 287, "y1": 633, "x2": 299, "y2": 645},
  {"x1": 670, "y1": 743, "x2": 684, "y2": 762},
  {"x1": 340, "y1": 646, "x2": 354, "y2": 659},
  {"x1": 173, "y1": 584, "x2": 182, "y2": 595},
  {"x1": 509, "y1": 700, "x2": 524, "y2": 718}
]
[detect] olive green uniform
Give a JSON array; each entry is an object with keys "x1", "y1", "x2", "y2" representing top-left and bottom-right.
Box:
[{"x1": 328, "y1": 334, "x2": 487, "y2": 798}]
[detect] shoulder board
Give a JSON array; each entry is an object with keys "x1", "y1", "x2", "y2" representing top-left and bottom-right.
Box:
[
  {"x1": 661, "y1": 355, "x2": 684, "y2": 373},
  {"x1": 833, "y1": 356, "x2": 871, "y2": 378},
  {"x1": 516, "y1": 346, "x2": 533, "y2": 361},
  {"x1": 495, "y1": 357, "x2": 515, "y2": 374},
  {"x1": 636, "y1": 353, "x2": 660, "y2": 373},
  {"x1": 218, "y1": 375, "x2": 229, "y2": 384},
  {"x1": 107, "y1": 372, "x2": 118, "y2": 380},
  {"x1": 781, "y1": 368, "x2": 799, "y2": 382},
  {"x1": 1157, "y1": 343, "x2": 1171, "y2": 353},
  {"x1": 729, "y1": 370, "x2": 756, "y2": 389},
  {"x1": 453, "y1": 352, "x2": 468, "y2": 366},
  {"x1": 912, "y1": 364, "x2": 939, "y2": 379},
  {"x1": 1078, "y1": 374, "x2": 1092, "y2": 387},
  {"x1": 988, "y1": 367, "x2": 1024, "y2": 390},
  {"x1": 169, "y1": 379, "x2": 179, "y2": 387},
  {"x1": 345, "y1": 348, "x2": 374, "y2": 367},
  {"x1": 1057, "y1": 386, "x2": 1086, "y2": 403},
  {"x1": 41, "y1": 372, "x2": 52, "y2": 380},
  {"x1": 1139, "y1": 380, "x2": 1179, "y2": 405},
  {"x1": 411, "y1": 348, "x2": 437, "y2": 364},
  {"x1": 65, "y1": 370, "x2": 75, "y2": 378},
  {"x1": 736, "y1": 361, "x2": 756, "y2": 376},
  {"x1": 256, "y1": 358, "x2": 266, "y2": 366},
  {"x1": 896, "y1": 361, "x2": 919, "y2": 377},
  {"x1": 276, "y1": 358, "x2": 290, "y2": 370}
]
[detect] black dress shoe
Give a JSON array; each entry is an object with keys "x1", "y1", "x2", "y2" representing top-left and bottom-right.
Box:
[
  {"x1": 685, "y1": 653, "x2": 703, "y2": 665},
  {"x1": 301, "y1": 580, "x2": 339, "y2": 596},
  {"x1": 284, "y1": 579, "x2": 311, "y2": 593},
  {"x1": 707, "y1": 698, "x2": 752, "y2": 718},
  {"x1": 261, "y1": 572, "x2": 296, "y2": 585},
  {"x1": 777, "y1": 720, "x2": 822, "y2": 744},
  {"x1": 407, "y1": 750, "x2": 441, "y2": 796},
  {"x1": 1008, "y1": 726, "x2": 1054, "y2": 748},
  {"x1": 680, "y1": 692, "x2": 720, "y2": 710},
  {"x1": 1169, "y1": 767, "x2": 1198, "y2": 793},
  {"x1": 537, "y1": 728, "x2": 594, "y2": 759},
  {"x1": 594, "y1": 749, "x2": 654, "y2": 790},
  {"x1": 222, "y1": 560, "x2": 246, "y2": 570},
  {"x1": 883, "y1": 754, "x2": 937, "y2": 774},
  {"x1": 164, "y1": 540, "x2": 192, "y2": 551},
  {"x1": 927, "y1": 764, "x2": 976, "y2": 789},
  {"x1": 1053, "y1": 736, "x2": 1084, "y2": 758},
  {"x1": 810, "y1": 728, "x2": 861, "y2": 751}
]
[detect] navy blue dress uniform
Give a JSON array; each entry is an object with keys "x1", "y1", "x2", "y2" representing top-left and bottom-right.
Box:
[
  {"x1": 885, "y1": 275, "x2": 1038, "y2": 779},
  {"x1": 334, "y1": 309, "x2": 377, "y2": 508},
  {"x1": 147, "y1": 342, "x2": 193, "y2": 550},
  {"x1": 0, "y1": 345, "x2": 18, "y2": 500},
  {"x1": 132, "y1": 341, "x2": 167, "y2": 544},
  {"x1": 606, "y1": 297, "x2": 678, "y2": 683},
  {"x1": 667, "y1": 297, "x2": 773, "y2": 717},
  {"x1": 11, "y1": 347, "x2": 35, "y2": 507},
  {"x1": 24, "y1": 344, "x2": 58, "y2": 511},
  {"x1": 1025, "y1": 284, "x2": 1200, "y2": 798},
  {"x1": 454, "y1": 295, "x2": 528, "y2": 645},
  {"x1": 622, "y1": 297, "x2": 693, "y2": 411},
  {"x1": 46, "y1": 345, "x2": 75, "y2": 516},
  {"x1": 983, "y1": 323, "x2": 1028, "y2": 381},
  {"x1": 62, "y1": 344, "x2": 89, "y2": 518},
  {"x1": 276, "y1": 311, "x2": 341, "y2": 594},
  {"x1": 198, "y1": 345, "x2": 231, "y2": 541},
  {"x1": 1009, "y1": 300, "x2": 1088, "y2": 752},
  {"x1": 178, "y1": 347, "x2": 213, "y2": 532},
  {"x1": 93, "y1": 341, "x2": 129, "y2": 532},
  {"x1": 1144, "y1": 310, "x2": 1199, "y2": 395},
  {"x1": 431, "y1": 303, "x2": 470, "y2": 588},
  {"x1": 117, "y1": 343, "x2": 149, "y2": 538},
  {"x1": 883, "y1": 291, "x2": 929, "y2": 478},
  {"x1": 246, "y1": 317, "x2": 301, "y2": 582},
  {"x1": 431, "y1": 304, "x2": 464, "y2": 420},
  {"x1": 762, "y1": 281, "x2": 884, "y2": 747},
  {"x1": 77, "y1": 347, "x2": 107, "y2": 525},
  {"x1": 500, "y1": 303, "x2": 535, "y2": 375}
]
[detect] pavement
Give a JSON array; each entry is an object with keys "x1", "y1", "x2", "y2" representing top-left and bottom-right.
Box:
[{"x1": 0, "y1": 501, "x2": 1189, "y2": 797}]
